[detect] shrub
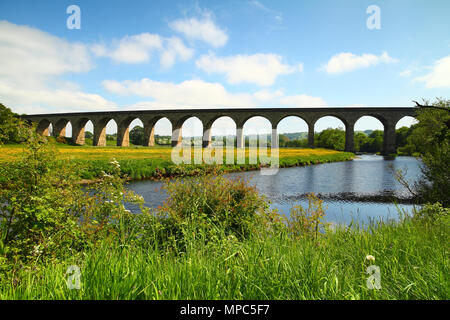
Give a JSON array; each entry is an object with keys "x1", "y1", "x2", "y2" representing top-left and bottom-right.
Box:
[
  {"x1": 0, "y1": 127, "x2": 144, "y2": 268},
  {"x1": 288, "y1": 193, "x2": 327, "y2": 240},
  {"x1": 413, "y1": 202, "x2": 450, "y2": 226},
  {"x1": 160, "y1": 174, "x2": 277, "y2": 244}
]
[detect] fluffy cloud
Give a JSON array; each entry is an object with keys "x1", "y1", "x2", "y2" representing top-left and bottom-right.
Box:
[
  {"x1": 102, "y1": 78, "x2": 255, "y2": 108},
  {"x1": 413, "y1": 55, "x2": 450, "y2": 88},
  {"x1": 92, "y1": 33, "x2": 162, "y2": 64},
  {"x1": 196, "y1": 53, "x2": 301, "y2": 86},
  {"x1": 103, "y1": 77, "x2": 327, "y2": 112},
  {"x1": 0, "y1": 20, "x2": 92, "y2": 86},
  {"x1": 279, "y1": 94, "x2": 327, "y2": 106},
  {"x1": 169, "y1": 13, "x2": 228, "y2": 48},
  {"x1": 0, "y1": 82, "x2": 117, "y2": 114},
  {"x1": 92, "y1": 33, "x2": 193, "y2": 68},
  {"x1": 0, "y1": 21, "x2": 116, "y2": 114},
  {"x1": 324, "y1": 51, "x2": 397, "y2": 74}
]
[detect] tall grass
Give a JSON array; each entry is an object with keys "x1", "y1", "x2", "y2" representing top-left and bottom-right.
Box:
[{"x1": 2, "y1": 210, "x2": 448, "y2": 300}]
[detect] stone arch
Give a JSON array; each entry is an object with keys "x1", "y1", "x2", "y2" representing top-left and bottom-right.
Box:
[
  {"x1": 183, "y1": 116, "x2": 203, "y2": 147},
  {"x1": 93, "y1": 117, "x2": 117, "y2": 147},
  {"x1": 395, "y1": 116, "x2": 418, "y2": 129},
  {"x1": 276, "y1": 116, "x2": 310, "y2": 148},
  {"x1": 242, "y1": 116, "x2": 272, "y2": 148},
  {"x1": 240, "y1": 114, "x2": 274, "y2": 129},
  {"x1": 313, "y1": 115, "x2": 349, "y2": 151},
  {"x1": 36, "y1": 119, "x2": 51, "y2": 136},
  {"x1": 142, "y1": 116, "x2": 172, "y2": 147},
  {"x1": 395, "y1": 116, "x2": 418, "y2": 152},
  {"x1": 127, "y1": 118, "x2": 145, "y2": 146},
  {"x1": 72, "y1": 117, "x2": 93, "y2": 145},
  {"x1": 353, "y1": 116, "x2": 385, "y2": 153},
  {"x1": 207, "y1": 116, "x2": 237, "y2": 148},
  {"x1": 53, "y1": 118, "x2": 70, "y2": 138},
  {"x1": 170, "y1": 115, "x2": 202, "y2": 147},
  {"x1": 116, "y1": 116, "x2": 145, "y2": 147}
]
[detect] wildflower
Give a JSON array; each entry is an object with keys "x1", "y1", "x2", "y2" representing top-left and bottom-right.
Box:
[
  {"x1": 110, "y1": 158, "x2": 120, "y2": 168},
  {"x1": 32, "y1": 245, "x2": 43, "y2": 256},
  {"x1": 366, "y1": 255, "x2": 375, "y2": 262},
  {"x1": 101, "y1": 171, "x2": 112, "y2": 178}
]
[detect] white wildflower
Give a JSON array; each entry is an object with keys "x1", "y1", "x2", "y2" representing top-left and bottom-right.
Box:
[{"x1": 32, "y1": 245, "x2": 43, "y2": 256}]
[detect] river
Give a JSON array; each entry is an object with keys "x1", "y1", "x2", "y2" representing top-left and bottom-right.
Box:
[{"x1": 124, "y1": 155, "x2": 423, "y2": 226}]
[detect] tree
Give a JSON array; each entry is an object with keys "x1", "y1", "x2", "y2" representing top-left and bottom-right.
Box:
[
  {"x1": 410, "y1": 98, "x2": 449, "y2": 206},
  {"x1": 316, "y1": 128, "x2": 345, "y2": 151},
  {"x1": 0, "y1": 103, "x2": 25, "y2": 145},
  {"x1": 354, "y1": 132, "x2": 369, "y2": 152},
  {"x1": 129, "y1": 126, "x2": 144, "y2": 146},
  {"x1": 279, "y1": 134, "x2": 290, "y2": 147}
]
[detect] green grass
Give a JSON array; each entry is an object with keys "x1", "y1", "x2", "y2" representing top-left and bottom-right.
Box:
[
  {"x1": 0, "y1": 142, "x2": 354, "y2": 181},
  {"x1": 1, "y1": 216, "x2": 448, "y2": 300}
]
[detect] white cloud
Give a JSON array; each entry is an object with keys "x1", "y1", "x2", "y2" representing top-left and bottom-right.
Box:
[
  {"x1": 0, "y1": 21, "x2": 116, "y2": 114},
  {"x1": 196, "y1": 53, "x2": 300, "y2": 86},
  {"x1": 104, "y1": 77, "x2": 327, "y2": 113},
  {"x1": 92, "y1": 33, "x2": 193, "y2": 68},
  {"x1": 0, "y1": 20, "x2": 92, "y2": 86},
  {"x1": 160, "y1": 37, "x2": 194, "y2": 69},
  {"x1": 0, "y1": 81, "x2": 117, "y2": 114},
  {"x1": 279, "y1": 94, "x2": 327, "y2": 106},
  {"x1": 102, "y1": 78, "x2": 255, "y2": 108},
  {"x1": 324, "y1": 51, "x2": 397, "y2": 74},
  {"x1": 413, "y1": 55, "x2": 450, "y2": 88},
  {"x1": 169, "y1": 12, "x2": 228, "y2": 48}
]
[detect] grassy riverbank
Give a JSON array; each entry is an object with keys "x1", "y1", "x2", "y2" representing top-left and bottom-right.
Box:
[
  {"x1": 1, "y1": 211, "x2": 448, "y2": 300},
  {"x1": 0, "y1": 143, "x2": 354, "y2": 180},
  {"x1": 0, "y1": 134, "x2": 447, "y2": 300}
]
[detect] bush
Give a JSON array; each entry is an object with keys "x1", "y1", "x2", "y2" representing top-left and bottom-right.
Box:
[
  {"x1": 160, "y1": 174, "x2": 278, "y2": 244},
  {"x1": 0, "y1": 127, "x2": 144, "y2": 268},
  {"x1": 288, "y1": 193, "x2": 327, "y2": 240},
  {"x1": 413, "y1": 202, "x2": 450, "y2": 226}
]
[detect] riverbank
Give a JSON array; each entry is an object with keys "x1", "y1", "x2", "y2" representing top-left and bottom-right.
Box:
[
  {"x1": 0, "y1": 144, "x2": 354, "y2": 181},
  {"x1": 2, "y1": 211, "x2": 448, "y2": 300}
]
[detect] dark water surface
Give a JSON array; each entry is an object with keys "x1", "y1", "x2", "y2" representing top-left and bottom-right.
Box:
[{"x1": 125, "y1": 155, "x2": 423, "y2": 225}]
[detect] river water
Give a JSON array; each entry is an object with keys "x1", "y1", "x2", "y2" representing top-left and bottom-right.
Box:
[{"x1": 125, "y1": 155, "x2": 423, "y2": 226}]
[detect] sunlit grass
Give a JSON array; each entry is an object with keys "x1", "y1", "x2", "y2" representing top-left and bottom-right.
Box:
[
  {"x1": 0, "y1": 144, "x2": 344, "y2": 161},
  {"x1": 2, "y1": 217, "x2": 448, "y2": 300}
]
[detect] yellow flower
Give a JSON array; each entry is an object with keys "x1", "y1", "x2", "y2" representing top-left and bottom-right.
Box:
[{"x1": 366, "y1": 255, "x2": 375, "y2": 262}]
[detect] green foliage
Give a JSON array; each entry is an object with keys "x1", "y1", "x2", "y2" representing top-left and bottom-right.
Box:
[
  {"x1": 1, "y1": 206, "x2": 448, "y2": 300},
  {"x1": 409, "y1": 99, "x2": 449, "y2": 206},
  {"x1": 316, "y1": 128, "x2": 345, "y2": 151},
  {"x1": 288, "y1": 193, "x2": 327, "y2": 240},
  {"x1": 0, "y1": 103, "x2": 26, "y2": 145},
  {"x1": 413, "y1": 202, "x2": 450, "y2": 226},
  {"x1": 0, "y1": 127, "x2": 144, "y2": 269},
  {"x1": 279, "y1": 136, "x2": 309, "y2": 148},
  {"x1": 129, "y1": 126, "x2": 144, "y2": 146},
  {"x1": 160, "y1": 175, "x2": 278, "y2": 244}
]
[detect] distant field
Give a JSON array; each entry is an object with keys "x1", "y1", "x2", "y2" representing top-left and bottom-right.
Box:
[
  {"x1": 0, "y1": 143, "x2": 354, "y2": 180},
  {"x1": 0, "y1": 143, "x2": 344, "y2": 162}
]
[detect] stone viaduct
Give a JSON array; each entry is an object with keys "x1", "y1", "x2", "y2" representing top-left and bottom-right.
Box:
[{"x1": 23, "y1": 107, "x2": 417, "y2": 155}]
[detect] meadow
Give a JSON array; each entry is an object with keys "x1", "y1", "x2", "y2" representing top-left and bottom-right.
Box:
[
  {"x1": 2, "y1": 208, "x2": 448, "y2": 300},
  {"x1": 0, "y1": 143, "x2": 354, "y2": 181},
  {"x1": 0, "y1": 132, "x2": 447, "y2": 301}
]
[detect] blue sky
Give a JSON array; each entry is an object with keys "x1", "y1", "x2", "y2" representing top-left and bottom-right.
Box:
[{"x1": 1, "y1": 0, "x2": 449, "y2": 136}]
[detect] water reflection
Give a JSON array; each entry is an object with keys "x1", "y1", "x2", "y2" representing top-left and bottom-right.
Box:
[{"x1": 125, "y1": 155, "x2": 422, "y2": 225}]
